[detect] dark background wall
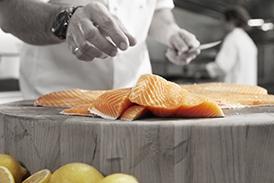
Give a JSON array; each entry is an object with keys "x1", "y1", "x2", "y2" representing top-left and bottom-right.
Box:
[{"x1": 174, "y1": 0, "x2": 274, "y2": 20}]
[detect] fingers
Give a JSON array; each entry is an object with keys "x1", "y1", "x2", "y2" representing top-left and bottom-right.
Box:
[
  {"x1": 80, "y1": 19, "x2": 118, "y2": 57},
  {"x1": 166, "y1": 48, "x2": 198, "y2": 65},
  {"x1": 85, "y1": 2, "x2": 131, "y2": 50},
  {"x1": 167, "y1": 28, "x2": 201, "y2": 65},
  {"x1": 76, "y1": 42, "x2": 105, "y2": 61},
  {"x1": 67, "y1": 23, "x2": 106, "y2": 61},
  {"x1": 178, "y1": 30, "x2": 200, "y2": 50},
  {"x1": 169, "y1": 33, "x2": 188, "y2": 54},
  {"x1": 67, "y1": 2, "x2": 137, "y2": 61},
  {"x1": 112, "y1": 15, "x2": 137, "y2": 46},
  {"x1": 184, "y1": 51, "x2": 198, "y2": 64},
  {"x1": 166, "y1": 48, "x2": 186, "y2": 66}
]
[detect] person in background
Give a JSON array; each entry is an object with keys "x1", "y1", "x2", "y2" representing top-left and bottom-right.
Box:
[
  {"x1": 0, "y1": 0, "x2": 200, "y2": 99},
  {"x1": 206, "y1": 6, "x2": 258, "y2": 85}
]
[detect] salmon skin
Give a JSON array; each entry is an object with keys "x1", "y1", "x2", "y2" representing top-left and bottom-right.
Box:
[{"x1": 34, "y1": 89, "x2": 105, "y2": 108}]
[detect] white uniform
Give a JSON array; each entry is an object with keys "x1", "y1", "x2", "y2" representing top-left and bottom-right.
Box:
[
  {"x1": 206, "y1": 28, "x2": 258, "y2": 85},
  {"x1": 20, "y1": 0, "x2": 174, "y2": 99}
]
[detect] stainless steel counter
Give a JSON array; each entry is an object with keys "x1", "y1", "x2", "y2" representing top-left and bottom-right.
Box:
[{"x1": 0, "y1": 91, "x2": 23, "y2": 104}]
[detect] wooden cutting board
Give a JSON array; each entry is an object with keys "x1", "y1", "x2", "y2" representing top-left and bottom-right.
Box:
[{"x1": 1, "y1": 101, "x2": 274, "y2": 183}]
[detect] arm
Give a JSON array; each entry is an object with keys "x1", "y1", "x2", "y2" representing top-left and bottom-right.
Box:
[
  {"x1": 0, "y1": 0, "x2": 136, "y2": 61},
  {"x1": 149, "y1": 9, "x2": 178, "y2": 46},
  {"x1": 0, "y1": 0, "x2": 63, "y2": 45},
  {"x1": 149, "y1": 8, "x2": 200, "y2": 65}
]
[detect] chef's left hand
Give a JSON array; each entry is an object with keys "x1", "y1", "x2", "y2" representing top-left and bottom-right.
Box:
[{"x1": 166, "y1": 28, "x2": 200, "y2": 65}]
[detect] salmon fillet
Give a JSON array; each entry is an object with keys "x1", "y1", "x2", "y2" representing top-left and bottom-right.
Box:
[
  {"x1": 181, "y1": 82, "x2": 268, "y2": 95},
  {"x1": 34, "y1": 75, "x2": 273, "y2": 120},
  {"x1": 120, "y1": 105, "x2": 148, "y2": 121},
  {"x1": 181, "y1": 83, "x2": 273, "y2": 108},
  {"x1": 176, "y1": 100, "x2": 224, "y2": 118},
  {"x1": 34, "y1": 89, "x2": 105, "y2": 108},
  {"x1": 90, "y1": 88, "x2": 133, "y2": 120},
  {"x1": 129, "y1": 74, "x2": 224, "y2": 118},
  {"x1": 61, "y1": 104, "x2": 94, "y2": 117},
  {"x1": 197, "y1": 92, "x2": 274, "y2": 107},
  {"x1": 129, "y1": 74, "x2": 185, "y2": 116}
]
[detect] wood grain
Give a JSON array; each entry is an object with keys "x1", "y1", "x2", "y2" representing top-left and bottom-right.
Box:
[
  {"x1": 0, "y1": 114, "x2": 4, "y2": 152},
  {"x1": 1, "y1": 101, "x2": 274, "y2": 183}
]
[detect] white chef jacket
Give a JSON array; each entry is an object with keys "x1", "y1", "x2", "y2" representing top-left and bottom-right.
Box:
[
  {"x1": 20, "y1": 0, "x2": 174, "y2": 99},
  {"x1": 206, "y1": 28, "x2": 258, "y2": 85}
]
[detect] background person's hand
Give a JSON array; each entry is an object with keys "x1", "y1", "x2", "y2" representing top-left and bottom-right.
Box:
[
  {"x1": 66, "y1": 1, "x2": 136, "y2": 61},
  {"x1": 166, "y1": 28, "x2": 200, "y2": 65}
]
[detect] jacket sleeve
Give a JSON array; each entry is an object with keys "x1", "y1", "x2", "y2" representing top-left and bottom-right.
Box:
[
  {"x1": 206, "y1": 34, "x2": 238, "y2": 77},
  {"x1": 156, "y1": 0, "x2": 174, "y2": 10}
]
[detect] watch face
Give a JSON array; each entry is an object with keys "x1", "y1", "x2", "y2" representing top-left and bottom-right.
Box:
[{"x1": 51, "y1": 9, "x2": 71, "y2": 40}]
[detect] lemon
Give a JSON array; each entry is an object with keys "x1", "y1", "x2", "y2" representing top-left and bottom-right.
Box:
[
  {"x1": 49, "y1": 163, "x2": 104, "y2": 183},
  {"x1": 98, "y1": 173, "x2": 139, "y2": 183},
  {"x1": 22, "y1": 169, "x2": 51, "y2": 183},
  {"x1": 0, "y1": 166, "x2": 15, "y2": 183},
  {"x1": 0, "y1": 154, "x2": 28, "y2": 183}
]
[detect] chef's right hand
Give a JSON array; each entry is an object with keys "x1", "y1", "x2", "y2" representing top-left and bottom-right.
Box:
[{"x1": 66, "y1": 1, "x2": 136, "y2": 61}]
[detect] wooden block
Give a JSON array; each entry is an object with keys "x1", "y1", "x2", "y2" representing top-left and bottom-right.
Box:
[
  {"x1": 0, "y1": 101, "x2": 274, "y2": 183},
  {"x1": 4, "y1": 114, "x2": 62, "y2": 173},
  {"x1": 59, "y1": 118, "x2": 101, "y2": 168},
  {"x1": 0, "y1": 114, "x2": 4, "y2": 152}
]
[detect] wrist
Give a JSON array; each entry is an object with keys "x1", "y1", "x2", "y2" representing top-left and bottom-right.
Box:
[{"x1": 50, "y1": 6, "x2": 82, "y2": 40}]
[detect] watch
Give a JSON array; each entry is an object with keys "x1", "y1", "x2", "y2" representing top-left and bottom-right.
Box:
[{"x1": 51, "y1": 6, "x2": 82, "y2": 40}]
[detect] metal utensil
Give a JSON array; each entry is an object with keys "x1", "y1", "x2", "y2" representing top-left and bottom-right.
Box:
[
  {"x1": 198, "y1": 40, "x2": 222, "y2": 50},
  {"x1": 178, "y1": 41, "x2": 222, "y2": 55}
]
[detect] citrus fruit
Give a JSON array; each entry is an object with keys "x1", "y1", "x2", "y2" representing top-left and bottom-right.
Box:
[
  {"x1": 0, "y1": 154, "x2": 28, "y2": 183},
  {"x1": 49, "y1": 163, "x2": 104, "y2": 183},
  {"x1": 0, "y1": 166, "x2": 15, "y2": 183},
  {"x1": 98, "y1": 173, "x2": 139, "y2": 183},
  {"x1": 22, "y1": 169, "x2": 51, "y2": 183}
]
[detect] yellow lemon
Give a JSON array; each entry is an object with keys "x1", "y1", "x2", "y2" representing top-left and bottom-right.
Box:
[
  {"x1": 22, "y1": 169, "x2": 51, "y2": 183},
  {"x1": 98, "y1": 173, "x2": 139, "y2": 183},
  {"x1": 49, "y1": 163, "x2": 104, "y2": 183},
  {"x1": 0, "y1": 154, "x2": 28, "y2": 183},
  {"x1": 0, "y1": 166, "x2": 15, "y2": 183}
]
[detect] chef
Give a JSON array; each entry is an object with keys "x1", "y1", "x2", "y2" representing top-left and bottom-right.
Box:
[
  {"x1": 0, "y1": 0, "x2": 200, "y2": 99},
  {"x1": 206, "y1": 6, "x2": 258, "y2": 85}
]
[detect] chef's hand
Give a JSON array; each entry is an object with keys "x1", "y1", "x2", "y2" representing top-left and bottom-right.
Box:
[
  {"x1": 166, "y1": 28, "x2": 200, "y2": 65},
  {"x1": 66, "y1": 1, "x2": 136, "y2": 61}
]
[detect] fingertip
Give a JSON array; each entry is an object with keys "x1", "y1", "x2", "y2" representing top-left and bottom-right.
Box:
[
  {"x1": 119, "y1": 42, "x2": 128, "y2": 50},
  {"x1": 129, "y1": 37, "x2": 137, "y2": 46},
  {"x1": 110, "y1": 50, "x2": 118, "y2": 57},
  {"x1": 124, "y1": 33, "x2": 137, "y2": 47}
]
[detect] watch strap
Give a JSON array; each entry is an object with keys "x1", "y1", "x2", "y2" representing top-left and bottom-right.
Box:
[{"x1": 51, "y1": 6, "x2": 82, "y2": 40}]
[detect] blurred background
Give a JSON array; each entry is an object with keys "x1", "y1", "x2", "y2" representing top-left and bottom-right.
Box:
[
  {"x1": 0, "y1": 29, "x2": 22, "y2": 104},
  {"x1": 0, "y1": 0, "x2": 274, "y2": 104},
  {"x1": 148, "y1": 0, "x2": 274, "y2": 93}
]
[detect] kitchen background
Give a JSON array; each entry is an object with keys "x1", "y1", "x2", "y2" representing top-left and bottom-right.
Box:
[{"x1": 0, "y1": 0, "x2": 274, "y2": 104}]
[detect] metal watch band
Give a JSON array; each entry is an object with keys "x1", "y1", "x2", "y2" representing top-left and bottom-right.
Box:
[{"x1": 51, "y1": 6, "x2": 83, "y2": 40}]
